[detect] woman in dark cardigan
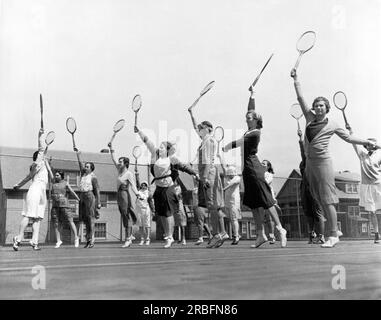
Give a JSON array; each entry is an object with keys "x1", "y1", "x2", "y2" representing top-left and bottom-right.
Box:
[{"x1": 223, "y1": 86, "x2": 288, "y2": 248}]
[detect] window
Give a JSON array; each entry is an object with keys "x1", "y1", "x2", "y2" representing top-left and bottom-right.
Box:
[
  {"x1": 345, "y1": 183, "x2": 359, "y2": 194},
  {"x1": 361, "y1": 223, "x2": 368, "y2": 233},
  {"x1": 23, "y1": 222, "x2": 33, "y2": 241},
  {"x1": 94, "y1": 223, "x2": 107, "y2": 239},
  {"x1": 241, "y1": 221, "x2": 248, "y2": 236},
  {"x1": 100, "y1": 194, "x2": 107, "y2": 208},
  {"x1": 65, "y1": 171, "x2": 80, "y2": 187},
  {"x1": 348, "y1": 206, "x2": 360, "y2": 216},
  {"x1": 108, "y1": 193, "x2": 117, "y2": 202}
]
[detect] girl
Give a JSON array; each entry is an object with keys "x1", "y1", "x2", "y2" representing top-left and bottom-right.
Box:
[
  {"x1": 291, "y1": 68, "x2": 378, "y2": 247},
  {"x1": 13, "y1": 129, "x2": 53, "y2": 251},
  {"x1": 108, "y1": 142, "x2": 140, "y2": 248},
  {"x1": 134, "y1": 125, "x2": 199, "y2": 248},
  {"x1": 174, "y1": 182, "x2": 187, "y2": 245},
  {"x1": 74, "y1": 147, "x2": 101, "y2": 248},
  {"x1": 50, "y1": 170, "x2": 81, "y2": 248},
  {"x1": 136, "y1": 181, "x2": 152, "y2": 246},
  {"x1": 217, "y1": 153, "x2": 242, "y2": 245},
  {"x1": 222, "y1": 87, "x2": 288, "y2": 248}
]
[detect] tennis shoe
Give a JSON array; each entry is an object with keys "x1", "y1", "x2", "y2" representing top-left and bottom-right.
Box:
[
  {"x1": 321, "y1": 236, "x2": 339, "y2": 248},
  {"x1": 55, "y1": 240, "x2": 63, "y2": 249},
  {"x1": 251, "y1": 234, "x2": 268, "y2": 248},
  {"x1": 12, "y1": 236, "x2": 20, "y2": 251}
]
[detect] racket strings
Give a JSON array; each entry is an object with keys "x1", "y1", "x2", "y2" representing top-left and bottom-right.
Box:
[
  {"x1": 290, "y1": 104, "x2": 303, "y2": 120},
  {"x1": 297, "y1": 31, "x2": 316, "y2": 52},
  {"x1": 333, "y1": 92, "x2": 347, "y2": 110},
  {"x1": 200, "y1": 81, "x2": 215, "y2": 96},
  {"x1": 133, "y1": 146, "x2": 142, "y2": 159},
  {"x1": 66, "y1": 118, "x2": 77, "y2": 133},
  {"x1": 132, "y1": 95, "x2": 142, "y2": 111},
  {"x1": 113, "y1": 119, "x2": 125, "y2": 132},
  {"x1": 214, "y1": 127, "x2": 224, "y2": 142},
  {"x1": 45, "y1": 131, "x2": 55, "y2": 145}
]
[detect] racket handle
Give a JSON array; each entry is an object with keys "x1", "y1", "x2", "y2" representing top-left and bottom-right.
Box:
[
  {"x1": 342, "y1": 112, "x2": 350, "y2": 130},
  {"x1": 297, "y1": 120, "x2": 301, "y2": 133},
  {"x1": 109, "y1": 132, "x2": 117, "y2": 146},
  {"x1": 134, "y1": 112, "x2": 138, "y2": 128},
  {"x1": 188, "y1": 96, "x2": 201, "y2": 111},
  {"x1": 294, "y1": 53, "x2": 303, "y2": 70},
  {"x1": 71, "y1": 134, "x2": 77, "y2": 150},
  {"x1": 40, "y1": 94, "x2": 44, "y2": 130}
]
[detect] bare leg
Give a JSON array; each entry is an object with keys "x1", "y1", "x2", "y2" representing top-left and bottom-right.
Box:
[
  {"x1": 370, "y1": 210, "x2": 379, "y2": 233},
  {"x1": 68, "y1": 220, "x2": 78, "y2": 239},
  {"x1": 322, "y1": 204, "x2": 338, "y2": 237},
  {"x1": 16, "y1": 217, "x2": 30, "y2": 242},
  {"x1": 31, "y1": 219, "x2": 41, "y2": 244}
]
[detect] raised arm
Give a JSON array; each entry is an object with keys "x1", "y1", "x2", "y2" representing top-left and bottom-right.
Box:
[
  {"x1": 74, "y1": 148, "x2": 85, "y2": 173},
  {"x1": 126, "y1": 171, "x2": 139, "y2": 196},
  {"x1": 108, "y1": 142, "x2": 119, "y2": 169},
  {"x1": 134, "y1": 126, "x2": 157, "y2": 155},
  {"x1": 290, "y1": 68, "x2": 315, "y2": 123},
  {"x1": 67, "y1": 183, "x2": 80, "y2": 202},
  {"x1": 187, "y1": 108, "x2": 202, "y2": 138},
  {"x1": 216, "y1": 153, "x2": 227, "y2": 176}
]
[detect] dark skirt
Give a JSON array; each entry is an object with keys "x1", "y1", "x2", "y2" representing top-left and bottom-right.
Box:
[
  {"x1": 242, "y1": 155, "x2": 276, "y2": 210},
  {"x1": 153, "y1": 185, "x2": 178, "y2": 217},
  {"x1": 117, "y1": 186, "x2": 137, "y2": 228}
]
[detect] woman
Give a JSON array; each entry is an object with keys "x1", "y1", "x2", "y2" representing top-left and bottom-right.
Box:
[
  {"x1": 222, "y1": 87, "x2": 288, "y2": 248},
  {"x1": 291, "y1": 68, "x2": 379, "y2": 247},
  {"x1": 187, "y1": 108, "x2": 227, "y2": 248},
  {"x1": 13, "y1": 129, "x2": 53, "y2": 251},
  {"x1": 108, "y1": 142, "x2": 140, "y2": 248},
  {"x1": 261, "y1": 160, "x2": 278, "y2": 245},
  {"x1": 74, "y1": 147, "x2": 101, "y2": 248},
  {"x1": 50, "y1": 170, "x2": 81, "y2": 248},
  {"x1": 134, "y1": 125, "x2": 199, "y2": 248}
]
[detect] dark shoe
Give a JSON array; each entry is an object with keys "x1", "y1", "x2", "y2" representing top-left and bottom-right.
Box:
[
  {"x1": 214, "y1": 233, "x2": 229, "y2": 248},
  {"x1": 84, "y1": 241, "x2": 91, "y2": 248},
  {"x1": 308, "y1": 231, "x2": 317, "y2": 244},
  {"x1": 314, "y1": 234, "x2": 325, "y2": 244},
  {"x1": 88, "y1": 241, "x2": 95, "y2": 248},
  {"x1": 206, "y1": 235, "x2": 220, "y2": 248},
  {"x1": 29, "y1": 241, "x2": 41, "y2": 251},
  {"x1": 231, "y1": 236, "x2": 240, "y2": 245},
  {"x1": 375, "y1": 233, "x2": 380, "y2": 244},
  {"x1": 12, "y1": 236, "x2": 20, "y2": 251}
]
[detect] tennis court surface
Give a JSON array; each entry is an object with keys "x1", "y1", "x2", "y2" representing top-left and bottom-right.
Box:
[{"x1": 1, "y1": 240, "x2": 380, "y2": 300}]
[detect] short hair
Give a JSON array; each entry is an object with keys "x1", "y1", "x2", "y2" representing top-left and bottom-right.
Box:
[
  {"x1": 118, "y1": 157, "x2": 130, "y2": 168},
  {"x1": 246, "y1": 110, "x2": 263, "y2": 129},
  {"x1": 85, "y1": 162, "x2": 95, "y2": 172},
  {"x1": 312, "y1": 97, "x2": 330, "y2": 113},
  {"x1": 55, "y1": 170, "x2": 65, "y2": 179},
  {"x1": 198, "y1": 121, "x2": 213, "y2": 133}
]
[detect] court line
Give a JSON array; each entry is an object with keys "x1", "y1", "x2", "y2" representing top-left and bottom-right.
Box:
[{"x1": 0, "y1": 249, "x2": 380, "y2": 273}]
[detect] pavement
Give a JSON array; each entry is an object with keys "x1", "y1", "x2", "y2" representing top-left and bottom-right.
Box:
[{"x1": 0, "y1": 239, "x2": 380, "y2": 300}]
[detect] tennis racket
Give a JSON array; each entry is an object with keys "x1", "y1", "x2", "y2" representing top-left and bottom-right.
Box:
[
  {"x1": 290, "y1": 103, "x2": 303, "y2": 132},
  {"x1": 108, "y1": 119, "x2": 125, "y2": 146},
  {"x1": 40, "y1": 94, "x2": 44, "y2": 130},
  {"x1": 214, "y1": 126, "x2": 224, "y2": 156},
  {"x1": 333, "y1": 91, "x2": 350, "y2": 129},
  {"x1": 294, "y1": 31, "x2": 316, "y2": 70},
  {"x1": 188, "y1": 81, "x2": 215, "y2": 111},
  {"x1": 248, "y1": 54, "x2": 274, "y2": 90},
  {"x1": 132, "y1": 145, "x2": 142, "y2": 174},
  {"x1": 66, "y1": 117, "x2": 77, "y2": 149},
  {"x1": 132, "y1": 95, "x2": 142, "y2": 128},
  {"x1": 44, "y1": 131, "x2": 55, "y2": 152}
]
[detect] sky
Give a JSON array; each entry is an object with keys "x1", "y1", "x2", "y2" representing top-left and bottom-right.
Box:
[{"x1": 1, "y1": 0, "x2": 380, "y2": 183}]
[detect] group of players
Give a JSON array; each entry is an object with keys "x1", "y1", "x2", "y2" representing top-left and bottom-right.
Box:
[{"x1": 11, "y1": 65, "x2": 381, "y2": 252}]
